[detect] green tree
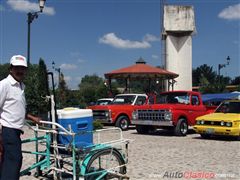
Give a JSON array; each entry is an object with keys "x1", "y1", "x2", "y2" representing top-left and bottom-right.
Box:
[
  {"x1": 198, "y1": 76, "x2": 225, "y2": 93},
  {"x1": 24, "y1": 64, "x2": 40, "y2": 115},
  {"x1": 231, "y1": 76, "x2": 240, "y2": 91},
  {"x1": 0, "y1": 64, "x2": 9, "y2": 80},
  {"x1": 231, "y1": 76, "x2": 240, "y2": 85},
  {"x1": 37, "y1": 59, "x2": 49, "y2": 117},
  {"x1": 192, "y1": 64, "x2": 231, "y2": 93},
  {"x1": 65, "y1": 90, "x2": 82, "y2": 108},
  {"x1": 192, "y1": 64, "x2": 217, "y2": 86},
  {"x1": 78, "y1": 74, "x2": 110, "y2": 106},
  {"x1": 25, "y1": 59, "x2": 50, "y2": 116},
  {"x1": 57, "y1": 72, "x2": 69, "y2": 108}
]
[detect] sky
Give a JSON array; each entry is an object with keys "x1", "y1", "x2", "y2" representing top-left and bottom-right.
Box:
[{"x1": 0, "y1": 0, "x2": 239, "y2": 89}]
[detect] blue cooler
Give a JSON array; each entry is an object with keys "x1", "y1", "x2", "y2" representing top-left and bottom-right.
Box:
[{"x1": 57, "y1": 108, "x2": 93, "y2": 148}]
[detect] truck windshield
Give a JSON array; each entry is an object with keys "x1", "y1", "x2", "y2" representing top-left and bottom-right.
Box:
[
  {"x1": 215, "y1": 101, "x2": 240, "y2": 113},
  {"x1": 112, "y1": 95, "x2": 136, "y2": 105},
  {"x1": 156, "y1": 92, "x2": 190, "y2": 104}
]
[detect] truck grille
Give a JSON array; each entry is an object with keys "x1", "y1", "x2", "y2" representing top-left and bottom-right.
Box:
[
  {"x1": 203, "y1": 121, "x2": 224, "y2": 126},
  {"x1": 92, "y1": 110, "x2": 109, "y2": 120},
  {"x1": 137, "y1": 110, "x2": 167, "y2": 121}
]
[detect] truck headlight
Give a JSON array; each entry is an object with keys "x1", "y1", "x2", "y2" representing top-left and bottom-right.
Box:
[
  {"x1": 105, "y1": 111, "x2": 111, "y2": 117},
  {"x1": 200, "y1": 120, "x2": 204, "y2": 125},
  {"x1": 164, "y1": 111, "x2": 172, "y2": 121},
  {"x1": 196, "y1": 120, "x2": 201, "y2": 125},
  {"x1": 220, "y1": 121, "x2": 225, "y2": 126},
  {"x1": 132, "y1": 111, "x2": 138, "y2": 120},
  {"x1": 226, "y1": 122, "x2": 232, "y2": 127}
]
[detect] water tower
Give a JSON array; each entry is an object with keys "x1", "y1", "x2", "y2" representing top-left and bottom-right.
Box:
[{"x1": 162, "y1": 5, "x2": 196, "y2": 90}]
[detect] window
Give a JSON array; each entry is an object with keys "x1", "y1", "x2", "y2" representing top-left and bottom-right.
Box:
[
  {"x1": 216, "y1": 101, "x2": 240, "y2": 113},
  {"x1": 135, "y1": 96, "x2": 147, "y2": 105},
  {"x1": 157, "y1": 92, "x2": 190, "y2": 104},
  {"x1": 191, "y1": 96, "x2": 200, "y2": 105},
  {"x1": 112, "y1": 95, "x2": 136, "y2": 105}
]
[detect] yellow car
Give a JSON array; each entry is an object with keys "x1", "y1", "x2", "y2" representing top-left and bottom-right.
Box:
[{"x1": 193, "y1": 99, "x2": 240, "y2": 139}]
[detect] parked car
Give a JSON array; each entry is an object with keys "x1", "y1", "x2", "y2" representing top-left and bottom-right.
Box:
[{"x1": 193, "y1": 99, "x2": 240, "y2": 139}]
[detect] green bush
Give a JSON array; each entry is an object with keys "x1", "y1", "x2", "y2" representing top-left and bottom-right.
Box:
[{"x1": 93, "y1": 120, "x2": 104, "y2": 130}]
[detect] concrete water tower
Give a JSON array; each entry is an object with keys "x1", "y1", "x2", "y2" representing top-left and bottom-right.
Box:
[{"x1": 162, "y1": 5, "x2": 196, "y2": 90}]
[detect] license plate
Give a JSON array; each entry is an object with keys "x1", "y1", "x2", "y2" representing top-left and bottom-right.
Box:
[{"x1": 206, "y1": 128, "x2": 214, "y2": 134}]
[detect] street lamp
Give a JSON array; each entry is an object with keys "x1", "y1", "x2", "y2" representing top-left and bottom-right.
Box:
[
  {"x1": 218, "y1": 56, "x2": 230, "y2": 84},
  {"x1": 27, "y1": 0, "x2": 46, "y2": 64},
  {"x1": 52, "y1": 61, "x2": 61, "y2": 88}
]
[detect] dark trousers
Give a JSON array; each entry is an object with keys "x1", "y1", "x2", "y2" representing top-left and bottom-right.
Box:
[{"x1": 0, "y1": 127, "x2": 23, "y2": 180}]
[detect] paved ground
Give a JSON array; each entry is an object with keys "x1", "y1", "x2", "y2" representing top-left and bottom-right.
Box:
[{"x1": 20, "y1": 126, "x2": 240, "y2": 180}]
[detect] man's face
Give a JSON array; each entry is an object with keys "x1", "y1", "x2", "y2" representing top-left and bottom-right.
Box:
[{"x1": 10, "y1": 66, "x2": 27, "y2": 82}]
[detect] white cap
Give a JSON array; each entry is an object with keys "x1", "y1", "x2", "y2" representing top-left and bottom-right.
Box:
[{"x1": 10, "y1": 55, "x2": 28, "y2": 67}]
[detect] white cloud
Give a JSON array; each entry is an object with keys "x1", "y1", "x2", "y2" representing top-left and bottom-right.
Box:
[
  {"x1": 143, "y1": 34, "x2": 160, "y2": 42},
  {"x1": 7, "y1": 0, "x2": 55, "y2": 15},
  {"x1": 77, "y1": 58, "x2": 85, "y2": 63},
  {"x1": 152, "y1": 55, "x2": 159, "y2": 59},
  {"x1": 75, "y1": 76, "x2": 82, "y2": 82},
  {"x1": 61, "y1": 75, "x2": 82, "y2": 90},
  {"x1": 218, "y1": 3, "x2": 240, "y2": 20},
  {"x1": 69, "y1": 52, "x2": 86, "y2": 63},
  {"x1": 60, "y1": 63, "x2": 78, "y2": 70},
  {"x1": 99, "y1": 33, "x2": 151, "y2": 49},
  {"x1": 64, "y1": 75, "x2": 72, "y2": 82}
]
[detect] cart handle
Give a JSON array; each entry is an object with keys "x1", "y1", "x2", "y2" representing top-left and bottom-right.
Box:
[
  {"x1": 25, "y1": 121, "x2": 73, "y2": 136},
  {"x1": 39, "y1": 121, "x2": 73, "y2": 135}
]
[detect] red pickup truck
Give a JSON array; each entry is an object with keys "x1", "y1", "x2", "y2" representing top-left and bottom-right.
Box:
[
  {"x1": 88, "y1": 93, "x2": 148, "y2": 130},
  {"x1": 131, "y1": 91, "x2": 215, "y2": 136}
]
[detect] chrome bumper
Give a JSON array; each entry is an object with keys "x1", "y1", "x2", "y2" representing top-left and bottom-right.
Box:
[
  {"x1": 93, "y1": 117, "x2": 113, "y2": 124},
  {"x1": 131, "y1": 120, "x2": 173, "y2": 126}
]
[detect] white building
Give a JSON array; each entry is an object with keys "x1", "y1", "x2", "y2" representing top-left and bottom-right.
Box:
[{"x1": 162, "y1": 5, "x2": 196, "y2": 90}]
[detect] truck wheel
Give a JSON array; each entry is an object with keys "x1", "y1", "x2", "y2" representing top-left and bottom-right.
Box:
[
  {"x1": 136, "y1": 125, "x2": 149, "y2": 134},
  {"x1": 174, "y1": 118, "x2": 188, "y2": 136},
  {"x1": 115, "y1": 116, "x2": 129, "y2": 131}
]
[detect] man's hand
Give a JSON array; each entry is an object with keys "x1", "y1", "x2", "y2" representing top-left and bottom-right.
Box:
[{"x1": 26, "y1": 114, "x2": 42, "y2": 125}]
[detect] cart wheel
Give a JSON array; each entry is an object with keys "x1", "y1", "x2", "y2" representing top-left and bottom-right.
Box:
[{"x1": 84, "y1": 148, "x2": 126, "y2": 180}]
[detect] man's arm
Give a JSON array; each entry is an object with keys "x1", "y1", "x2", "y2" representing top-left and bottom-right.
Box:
[{"x1": 26, "y1": 114, "x2": 42, "y2": 125}]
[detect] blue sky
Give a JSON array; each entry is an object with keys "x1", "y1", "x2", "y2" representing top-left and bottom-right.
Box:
[{"x1": 0, "y1": 0, "x2": 239, "y2": 89}]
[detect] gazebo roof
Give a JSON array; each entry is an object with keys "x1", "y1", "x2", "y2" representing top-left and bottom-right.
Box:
[{"x1": 104, "y1": 58, "x2": 178, "y2": 79}]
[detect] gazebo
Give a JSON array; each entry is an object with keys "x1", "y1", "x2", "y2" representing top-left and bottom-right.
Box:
[{"x1": 104, "y1": 58, "x2": 178, "y2": 94}]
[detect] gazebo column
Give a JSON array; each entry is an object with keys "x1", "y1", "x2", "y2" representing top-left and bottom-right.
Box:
[
  {"x1": 124, "y1": 76, "x2": 131, "y2": 93},
  {"x1": 108, "y1": 77, "x2": 112, "y2": 97},
  {"x1": 148, "y1": 78, "x2": 151, "y2": 93},
  {"x1": 128, "y1": 76, "x2": 131, "y2": 93},
  {"x1": 168, "y1": 79, "x2": 171, "y2": 91},
  {"x1": 167, "y1": 79, "x2": 175, "y2": 91},
  {"x1": 125, "y1": 78, "x2": 128, "y2": 92}
]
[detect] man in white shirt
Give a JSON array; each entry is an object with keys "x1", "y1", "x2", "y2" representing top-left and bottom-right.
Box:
[{"x1": 0, "y1": 55, "x2": 41, "y2": 180}]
